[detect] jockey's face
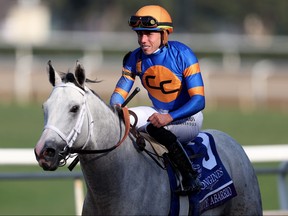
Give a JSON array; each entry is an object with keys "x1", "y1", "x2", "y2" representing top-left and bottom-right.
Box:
[{"x1": 136, "y1": 31, "x2": 161, "y2": 55}]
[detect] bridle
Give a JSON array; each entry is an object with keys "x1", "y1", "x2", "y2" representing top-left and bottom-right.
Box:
[
  {"x1": 44, "y1": 83, "x2": 130, "y2": 168},
  {"x1": 45, "y1": 83, "x2": 93, "y2": 149}
]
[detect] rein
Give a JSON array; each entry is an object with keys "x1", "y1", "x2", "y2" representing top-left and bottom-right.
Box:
[{"x1": 70, "y1": 106, "x2": 131, "y2": 154}]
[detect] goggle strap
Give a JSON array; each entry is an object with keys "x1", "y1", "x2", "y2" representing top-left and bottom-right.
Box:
[{"x1": 158, "y1": 22, "x2": 173, "y2": 27}]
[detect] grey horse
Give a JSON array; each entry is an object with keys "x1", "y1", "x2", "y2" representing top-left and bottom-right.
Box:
[{"x1": 34, "y1": 61, "x2": 262, "y2": 215}]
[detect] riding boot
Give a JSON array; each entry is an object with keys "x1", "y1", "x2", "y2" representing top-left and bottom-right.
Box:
[
  {"x1": 168, "y1": 140, "x2": 201, "y2": 195},
  {"x1": 146, "y1": 124, "x2": 201, "y2": 195}
]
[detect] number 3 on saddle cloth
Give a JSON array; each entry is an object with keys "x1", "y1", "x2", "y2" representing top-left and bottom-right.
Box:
[{"x1": 162, "y1": 132, "x2": 237, "y2": 216}]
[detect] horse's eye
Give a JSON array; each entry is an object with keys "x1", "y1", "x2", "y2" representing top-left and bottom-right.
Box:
[{"x1": 70, "y1": 105, "x2": 79, "y2": 113}]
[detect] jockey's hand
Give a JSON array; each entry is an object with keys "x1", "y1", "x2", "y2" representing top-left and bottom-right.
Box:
[
  {"x1": 148, "y1": 113, "x2": 173, "y2": 128},
  {"x1": 113, "y1": 103, "x2": 122, "y2": 113}
]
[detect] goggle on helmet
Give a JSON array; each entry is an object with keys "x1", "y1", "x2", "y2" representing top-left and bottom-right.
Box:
[{"x1": 128, "y1": 5, "x2": 173, "y2": 34}]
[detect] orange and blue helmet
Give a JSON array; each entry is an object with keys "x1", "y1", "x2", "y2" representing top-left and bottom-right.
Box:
[{"x1": 128, "y1": 5, "x2": 173, "y2": 34}]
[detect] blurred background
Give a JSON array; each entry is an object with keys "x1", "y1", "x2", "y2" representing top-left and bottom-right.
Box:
[
  {"x1": 0, "y1": 0, "x2": 287, "y2": 109},
  {"x1": 0, "y1": 0, "x2": 288, "y2": 215}
]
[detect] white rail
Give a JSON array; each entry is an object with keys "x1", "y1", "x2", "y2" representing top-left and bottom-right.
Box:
[
  {"x1": 243, "y1": 144, "x2": 288, "y2": 162},
  {"x1": 0, "y1": 148, "x2": 74, "y2": 165},
  {"x1": 1, "y1": 145, "x2": 288, "y2": 165}
]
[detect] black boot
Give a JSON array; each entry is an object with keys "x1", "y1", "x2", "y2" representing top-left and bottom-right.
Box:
[
  {"x1": 146, "y1": 124, "x2": 201, "y2": 195},
  {"x1": 168, "y1": 140, "x2": 201, "y2": 195}
]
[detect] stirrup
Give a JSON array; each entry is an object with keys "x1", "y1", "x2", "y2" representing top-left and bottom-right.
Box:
[
  {"x1": 174, "y1": 186, "x2": 200, "y2": 196},
  {"x1": 174, "y1": 177, "x2": 201, "y2": 196}
]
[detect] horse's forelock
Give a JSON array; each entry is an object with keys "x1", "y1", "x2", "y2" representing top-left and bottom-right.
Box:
[
  {"x1": 60, "y1": 71, "x2": 101, "y2": 92},
  {"x1": 57, "y1": 72, "x2": 87, "y2": 93},
  {"x1": 65, "y1": 72, "x2": 76, "y2": 83}
]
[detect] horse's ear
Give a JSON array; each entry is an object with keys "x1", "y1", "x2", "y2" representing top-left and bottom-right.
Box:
[
  {"x1": 47, "y1": 60, "x2": 62, "y2": 86},
  {"x1": 75, "y1": 60, "x2": 86, "y2": 87}
]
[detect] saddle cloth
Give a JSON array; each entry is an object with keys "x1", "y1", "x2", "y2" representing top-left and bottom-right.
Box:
[{"x1": 142, "y1": 132, "x2": 237, "y2": 215}]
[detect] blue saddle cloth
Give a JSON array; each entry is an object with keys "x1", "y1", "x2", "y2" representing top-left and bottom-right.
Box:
[{"x1": 167, "y1": 132, "x2": 237, "y2": 216}]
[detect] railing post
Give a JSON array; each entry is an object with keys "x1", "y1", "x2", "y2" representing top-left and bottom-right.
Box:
[
  {"x1": 278, "y1": 161, "x2": 288, "y2": 210},
  {"x1": 82, "y1": 45, "x2": 103, "y2": 78},
  {"x1": 14, "y1": 45, "x2": 33, "y2": 104},
  {"x1": 74, "y1": 178, "x2": 84, "y2": 215}
]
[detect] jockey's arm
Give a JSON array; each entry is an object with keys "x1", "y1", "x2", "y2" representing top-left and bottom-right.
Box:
[{"x1": 110, "y1": 73, "x2": 135, "y2": 106}]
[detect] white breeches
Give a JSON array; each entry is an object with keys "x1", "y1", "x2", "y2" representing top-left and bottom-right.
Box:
[{"x1": 129, "y1": 106, "x2": 203, "y2": 144}]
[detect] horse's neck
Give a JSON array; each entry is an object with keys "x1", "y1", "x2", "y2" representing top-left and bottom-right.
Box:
[
  {"x1": 82, "y1": 91, "x2": 139, "y2": 167},
  {"x1": 88, "y1": 93, "x2": 123, "y2": 147},
  {"x1": 80, "y1": 96, "x2": 140, "y2": 191},
  {"x1": 80, "y1": 93, "x2": 138, "y2": 178}
]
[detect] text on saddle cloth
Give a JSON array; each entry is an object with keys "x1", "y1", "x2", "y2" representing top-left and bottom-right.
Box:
[{"x1": 183, "y1": 132, "x2": 237, "y2": 214}]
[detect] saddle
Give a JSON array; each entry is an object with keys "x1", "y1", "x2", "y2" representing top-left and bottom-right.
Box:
[{"x1": 139, "y1": 132, "x2": 168, "y2": 156}]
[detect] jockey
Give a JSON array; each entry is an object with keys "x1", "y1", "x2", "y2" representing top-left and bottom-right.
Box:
[{"x1": 110, "y1": 5, "x2": 205, "y2": 194}]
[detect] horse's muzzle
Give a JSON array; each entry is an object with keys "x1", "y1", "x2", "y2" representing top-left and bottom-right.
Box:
[{"x1": 34, "y1": 140, "x2": 65, "y2": 171}]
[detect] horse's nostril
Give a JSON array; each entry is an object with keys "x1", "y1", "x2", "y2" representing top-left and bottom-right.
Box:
[{"x1": 43, "y1": 148, "x2": 56, "y2": 158}]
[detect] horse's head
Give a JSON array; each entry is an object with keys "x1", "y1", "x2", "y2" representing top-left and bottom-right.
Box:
[{"x1": 34, "y1": 61, "x2": 93, "y2": 171}]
